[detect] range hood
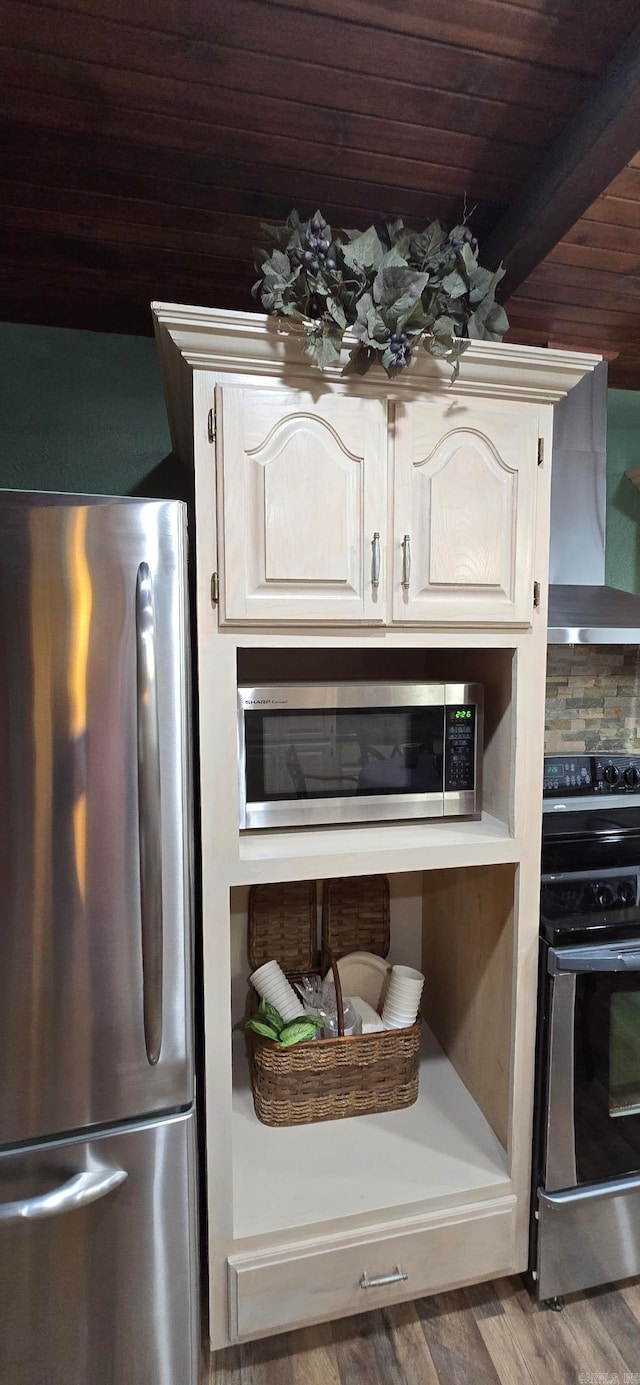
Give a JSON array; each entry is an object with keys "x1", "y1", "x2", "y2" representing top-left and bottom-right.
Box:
[{"x1": 548, "y1": 360, "x2": 640, "y2": 643}]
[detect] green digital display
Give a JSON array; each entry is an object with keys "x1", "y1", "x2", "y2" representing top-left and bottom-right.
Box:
[
  {"x1": 455, "y1": 709, "x2": 472, "y2": 719},
  {"x1": 549, "y1": 765, "x2": 561, "y2": 775}
]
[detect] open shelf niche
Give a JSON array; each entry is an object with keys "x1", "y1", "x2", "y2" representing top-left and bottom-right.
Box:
[
  {"x1": 236, "y1": 645, "x2": 517, "y2": 879},
  {"x1": 229, "y1": 861, "x2": 515, "y2": 1244}
]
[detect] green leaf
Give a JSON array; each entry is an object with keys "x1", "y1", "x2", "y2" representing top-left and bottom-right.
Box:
[
  {"x1": 410, "y1": 220, "x2": 446, "y2": 265},
  {"x1": 258, "y1": 999, "x2": 284, "y2": 1034},
  {"x1": 467, "y1": 299, "x2": 509, "y2": 341},
  {"x1": 353, "y1": 292, "x2": 386, "y2": 349},
  {"x1": 372, "y1": 266, "x2": 429, "y2": 314},
  {"x1": 304, "y1": 324, "x2": 344, "y2": 368},
  {"x1": 341, "y1": 225, "x2": 385, "y2": 273},
  {"x1": 366, "y1": 304, "x2": 388, "y2": 344},
  {"x1": 278, "y1": 1019, "x2": 323, "y2": 1047},
  {"x1": 459, "y1": 242, "x2": 478, "y2": 275},
  {"x1": 258, "y1": 218, "x2": 296, "y2": 250},
  {"x1": 377, "y1": 246, "x2": 409, "y2": 272},
  {"x1": 441, "y1": 270, "x2": 467, "y2": 300},
  {"x1": 383, "y1": 217, "x2": 405, "y2": 244},
  {"x1": 258, "y1": 284, "x2": 277, "y2": 312},
  {"x1": 246, "y1": 1017, "x2": 281, "y2": 1041},
  {"x1": 469, "y1": 263, "x2": 505, "y2": 305},
  {"x1": 269, "y1": 248, "x2": 295, "y2": 278},
  {"x1": 396, "y1": 297, "x2": 434, "y2": 335},
  {"x1": 326, "y1": 295, "x2": 347, "y2": 329}
]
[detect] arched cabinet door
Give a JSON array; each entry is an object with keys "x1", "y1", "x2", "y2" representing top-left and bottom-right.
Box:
[
  {"x1": 216, "y1": 386, "x2": 387, "y2": 623},
  {"x1": 392, "y1": 400, "x2": 539, "y2": 625}
]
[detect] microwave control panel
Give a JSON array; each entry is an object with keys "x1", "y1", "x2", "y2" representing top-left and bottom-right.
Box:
[{"x1": 444, "y1": 705, "x2": 476, "y2": 792}]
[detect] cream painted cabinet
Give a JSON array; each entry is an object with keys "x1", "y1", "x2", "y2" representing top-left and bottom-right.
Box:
[
  {"x1": 392, "y1": 399, "x2": 538, "y2": 625},
  {"x1": 216, "y1": 385, "x2": 387, "y2": 624},
  {"x1": 215, "y1": 383, "x2": 538, "y2": 628}
]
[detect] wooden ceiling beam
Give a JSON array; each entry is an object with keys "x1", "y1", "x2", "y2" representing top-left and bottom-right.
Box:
[{"x1": 481, "y1": 20, "x2": 640, "y2": 297}]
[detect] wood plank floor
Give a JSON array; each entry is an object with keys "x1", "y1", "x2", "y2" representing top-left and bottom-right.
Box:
[{"x1": 209, "y1": 1275, "x2": 640, "y2": 1384}]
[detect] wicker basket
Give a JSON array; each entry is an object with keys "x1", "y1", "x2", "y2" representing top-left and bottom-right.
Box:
[{"x1": 247, "y1": 875, "x2": 420, "y2": 1127}]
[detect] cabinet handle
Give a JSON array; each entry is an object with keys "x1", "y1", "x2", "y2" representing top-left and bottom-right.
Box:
[
  {"x1": 401, "y1": 534, "x2": 411, "y2": 590},
  {"x1": 360, "y1": 1266, "x2": 408, "y2": 1290},
  {"x1": 372, "y1": 532, "x2": 381, "y2": 589}
]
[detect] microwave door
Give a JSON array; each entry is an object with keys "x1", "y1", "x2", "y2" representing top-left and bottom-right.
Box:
[{"x1": 239, "y1": 693, "x2": 450, "y2": 829}]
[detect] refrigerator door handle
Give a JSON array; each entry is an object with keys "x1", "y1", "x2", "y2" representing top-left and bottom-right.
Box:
[
  {"x1": 0, "y1": 1167, "x2": 127, "y2": 1223},
  {"x1": 136, "y1": 561, "x2": 164, "y2": 1066}
]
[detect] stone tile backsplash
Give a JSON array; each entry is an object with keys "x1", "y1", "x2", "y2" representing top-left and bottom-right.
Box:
[{"x1": 546, "y1": 645, "x2": 640, "y2": 753}]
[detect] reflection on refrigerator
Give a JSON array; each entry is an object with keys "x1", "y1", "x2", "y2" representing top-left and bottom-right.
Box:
[{"x1": 0, "y1": 491, "x2": 198, "y2": 1385}]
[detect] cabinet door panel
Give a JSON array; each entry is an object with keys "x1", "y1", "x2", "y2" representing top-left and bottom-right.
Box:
[
  {"x1": 217, "y1": 387, "x2": 386, "y2": 623},
  {"x1": 393, "y1": 401, "x2": 538, "y2": 625}
]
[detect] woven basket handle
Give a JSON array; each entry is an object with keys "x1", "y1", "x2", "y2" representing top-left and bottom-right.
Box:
[{"x1": 327, "y1": 952, "x2": 345, "y2": 1039}]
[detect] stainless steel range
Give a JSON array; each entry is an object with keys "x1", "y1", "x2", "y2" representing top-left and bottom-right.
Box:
[{"x1": 531, "y1": 753, "x2": 640, "y2": 1303}]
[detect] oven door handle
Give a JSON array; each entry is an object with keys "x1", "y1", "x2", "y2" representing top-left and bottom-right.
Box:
[{"x1": 549, "y1": 944, "x2": 640, "y2": 974}]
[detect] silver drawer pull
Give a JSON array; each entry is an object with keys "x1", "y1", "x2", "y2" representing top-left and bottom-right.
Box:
[
  {"x1": 401, "y1": 534, "x2": 411, "y2": 590},
  {"x1": 372, "y1": 532, "x2": 381, "y2": 589},
  {"x1": 360, "y1": 1266, "x2": 408, "y2": 1290}
]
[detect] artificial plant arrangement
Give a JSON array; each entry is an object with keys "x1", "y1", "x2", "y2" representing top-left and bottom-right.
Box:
[
  {"x1": 246, "y1": 997, "x2": 323, "y2": 1047},
  {"x1": 252, "y1": 209, "x2": 509, "y2": 379}
]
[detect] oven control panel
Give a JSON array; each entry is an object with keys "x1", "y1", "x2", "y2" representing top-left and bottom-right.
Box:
[
  {"x1": 543, "y1": 755, "x2": 592, "y2": 794},
  {"x1": 544, "y1": 754, "x2": 640, "y2": 796},
  {"x1": 541, "y1": 873, "x2": 639, "y2": 919},
  {"x1": 593, "y1": 755, "x2": 640, "y2": 793}
]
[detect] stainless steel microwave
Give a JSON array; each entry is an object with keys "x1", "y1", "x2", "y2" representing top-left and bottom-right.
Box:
[{"x1": 237, "y1": 683, "x2": 483, "y2": 830}]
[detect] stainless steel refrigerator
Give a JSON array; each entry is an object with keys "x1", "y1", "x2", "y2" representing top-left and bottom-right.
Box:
[{"x1": 0, "y1": 492, "x2": 199, "y2": 1385}]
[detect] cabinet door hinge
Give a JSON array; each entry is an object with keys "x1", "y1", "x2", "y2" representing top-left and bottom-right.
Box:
[
  {"x1": 537, "y1": 438, "x2": 544, "y2": 466},
  {"x1": 211, "y1": 572, "x2": 219, "y2": 606},
  {"x1": 533, "y1": 580, "x2": 541, "y2": 609},
  {"x1": 207, "y1": 406, "x2": 216, "y2": 444}
]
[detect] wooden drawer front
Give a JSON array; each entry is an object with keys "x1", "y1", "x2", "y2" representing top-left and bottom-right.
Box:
[{"x1": 228, "y1": 1197, "x2": 516, "y2": 1340}]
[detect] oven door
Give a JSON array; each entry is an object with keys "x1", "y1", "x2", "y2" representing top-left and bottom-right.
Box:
[{"x1": 545, "y1": 940, "x2": 640, "y2": 1190}]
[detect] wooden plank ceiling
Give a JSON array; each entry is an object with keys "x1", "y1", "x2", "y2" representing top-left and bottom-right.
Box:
[{"x1": 2, "y1": 0, "x2": 640, "y2": 385}]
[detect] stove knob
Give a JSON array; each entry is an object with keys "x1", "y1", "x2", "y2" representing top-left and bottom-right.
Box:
[
  {"x1": 603, "y1": 765, "x2": 620, "y2": 786},
  {"x1": 617, "y1": 881, "x2": 636, "y2": 907},
  {"x1": 624, "y1": 766, "x2": 640, "y2": 788},
  {"x1": 594, "y1": 883, "x2": 615, "y2": 908}
]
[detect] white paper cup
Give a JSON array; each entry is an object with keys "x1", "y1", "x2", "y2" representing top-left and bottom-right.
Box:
[
  {"x1": 383, "y1": 998, "x2": 416, "y2": 1017},
  {"x1": 391, "y1": 965, "x2": 424, "y2": 984},
  {"x1": 250, "y1": 960, "x2": 283, "y2": 985},
  {"x1": 386, "y1": 975, "x2": 422, "y2": 996},
  {"x1": 382, "y1": 965, "x2": 423, "y2": 1028},
  {"x1": 382, "y1": 1007, "x2": 418, "y2": 1028},
  {"x1": 249, "y1": 960, "x2": 305, "y2": 1019},
  {"x1": 384, "y1": 989, "x2": 420, "y2": 1013},
  {"x1": 385, "y1": 966, "x2": 424, "y2": 1015}
]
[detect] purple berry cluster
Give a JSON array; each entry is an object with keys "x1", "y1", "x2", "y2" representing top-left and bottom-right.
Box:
[
  {"x1": 389, "y1": 332, "x2": 411, "y2": 366},
  {"x1": 450, "y1": 226, "x2": 477, "y2": 252},
  {"x1": 302, "y1": 213, "x2": 336, "y2": 274}
]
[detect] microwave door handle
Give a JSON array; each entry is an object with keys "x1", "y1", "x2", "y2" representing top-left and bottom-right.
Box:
[{"x1": 135, "y1": 561, "x2": 164, "y2": 1066}]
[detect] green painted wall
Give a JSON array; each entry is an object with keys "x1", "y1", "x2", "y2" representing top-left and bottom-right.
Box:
[
  {"x1": 606, "y1": 388, "x2": 640, "y2": 595},
  {"x1": 0, "y1": 321, "x2": 188, "y2": 499}
]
